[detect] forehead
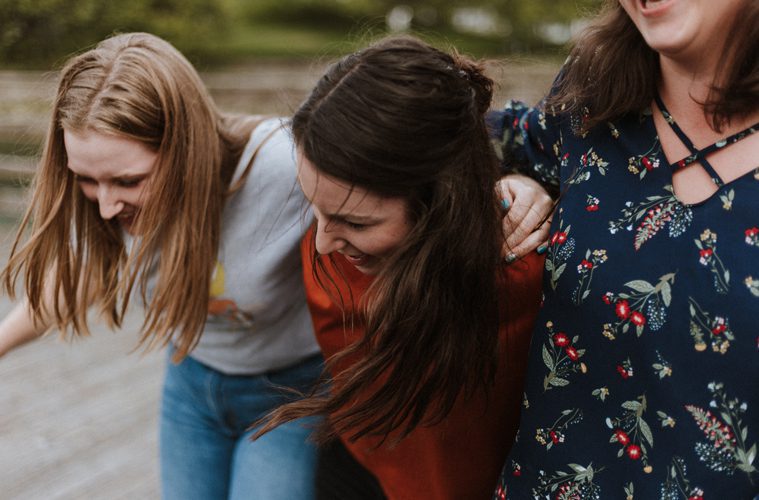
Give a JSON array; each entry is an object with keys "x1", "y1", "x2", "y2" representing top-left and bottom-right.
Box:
[
  {"x1": 63, "y1": 128, "x2": 157, "y2": 177},
  {"x1": 297, "y1": 153, "x2": 384, "y2": 216}
]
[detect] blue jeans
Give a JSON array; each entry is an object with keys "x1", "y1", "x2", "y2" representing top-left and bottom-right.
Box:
[{"x1": 159, "y1": 351, "x2": 323, "y2": 500}]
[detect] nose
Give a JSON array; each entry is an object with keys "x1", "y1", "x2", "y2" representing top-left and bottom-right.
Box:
[
  {"x1": 96, "y1": 185, "x2": 124, "y2": 220},
  {"x1": 313, "y1": 217, "x2": 344, "y2": 255}
]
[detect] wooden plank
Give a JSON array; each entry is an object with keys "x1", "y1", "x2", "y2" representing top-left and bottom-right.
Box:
[{"x1": 0, "y1": 299, "x2": 163, "y2": 499}]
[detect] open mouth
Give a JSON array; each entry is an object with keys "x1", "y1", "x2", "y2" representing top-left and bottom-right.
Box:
[
  {"x1": 343, "y1": 253, "x2": 371, "y2": 267},
  {"x1": 640, "y1": 0, "x2": 672, "y2": 12},
  {"x1": 117, "y1": 213, "x2": 135, "y2": 224},
  {"x1": 116, "y1": 212, "x2": 138, "y2": 232}
]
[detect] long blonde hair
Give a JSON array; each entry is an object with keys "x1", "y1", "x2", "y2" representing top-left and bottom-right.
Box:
[{"x1": 2, "y1": 32, "x2": 260, "y2": 359}]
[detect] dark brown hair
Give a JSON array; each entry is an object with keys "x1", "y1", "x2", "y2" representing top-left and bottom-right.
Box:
[
  {"x1": 549, "y1": 0, "x2": 758, "y2": 131},
  {"x1": 260, "y1": 35, "x2": 504, "y2": 442}
]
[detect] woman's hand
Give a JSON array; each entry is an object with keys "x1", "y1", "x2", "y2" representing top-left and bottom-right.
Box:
[{"x1": 497, "y1": 174, "x2": 555, "y2": 262}]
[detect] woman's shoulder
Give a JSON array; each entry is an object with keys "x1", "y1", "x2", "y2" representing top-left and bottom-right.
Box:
[
  {"x1": 230, "y1": 117, "x2": 295, "y2": 184},
  {"x1": 246, "y1": 116, "x2": 292, "y2": 151}
]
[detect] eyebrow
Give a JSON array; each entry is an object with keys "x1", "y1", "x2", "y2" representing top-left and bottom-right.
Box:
[
  {"x1": 71, "y1": 171, "x2": 148, "y2": 182},
  {"x1": 326, "y1": 212, "x2": 381, "y2": 224}
]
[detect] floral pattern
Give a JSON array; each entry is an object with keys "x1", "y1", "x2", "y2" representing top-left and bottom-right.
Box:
[
  {"x1": 746, "y1": 227, "x2": 759, "y2": 246},
  {"x1": 572, "y1": 249, "x2": 607, "y2": 305},
  {"x1": 695, "y1": 229, "x2": 730, "y2": 294},
  {"x1": 659, "y1": 456, "x2": 704, "y2": 500},
  {"x1": 606, "y1": 395, "x2": 655, "y2": 471},
  {"x1": 601, "y1": 273, "x2": 674, "y2": 337},
  {"x1": 546, "y1": 212, "x2": 575, "y2": 290},
  {"x1": 685, "y1": 382, "x2": 756, "y2": 479},
  {"x1": 745, "y1": 276, "x2": 759, "y2": 297},
  {"x1": 532, "y1": 463, "x2": 602, "y2": 499},
  {"x1": 609, "y1": 186, "x2": 693, "y2": 251},
  {"x1": 487, "y1": 97, "x2": 759, "y2": 499},
  {"x1": 688, "y1": 297, "x2": 734, "y2": 353},
  {"x1": 540, "y1": 321, "x2": 587, "y2": 391},
  {"x1": 535, "y1": 408, "x2": 583, "y2": 449},
  {"x1": 627, "y1": 137, "x2": 662, "y2": 180},
  {"x1": 567, "y1": 147, "x2": 609, "y2": 185}
]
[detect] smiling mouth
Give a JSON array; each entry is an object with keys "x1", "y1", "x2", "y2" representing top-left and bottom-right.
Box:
[
  {"x1": 343, "y1": 253, "x2": 371, "y2": 267},
  {"x1": 116, "y1": 212, "x2": 138, "y2": 229},
  {"x1": 640, "y1": 0, "x2": 671, "y2": 10}
]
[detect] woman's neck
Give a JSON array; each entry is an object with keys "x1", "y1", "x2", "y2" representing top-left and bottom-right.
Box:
[
  {"x1": 654, "y1": 52, "x2": 759, "y2": 205},
  {"x1": 657, "y1": 56, "x2": 715, "y2": 129},
  {"x1": 658, "y1": 54, "x2": 758, "y2": 139}
]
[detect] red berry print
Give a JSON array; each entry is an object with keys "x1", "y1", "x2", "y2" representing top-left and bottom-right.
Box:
[
  {"x1": 615, "y1": 299, "x2": 630, "y2": 319},
  {"x1": 626, "y1": 444, "x2": 642, "y2": 460},
  {"x1": 614, "y1": 429, "x2": 630, "y2": 446},
  {"x1": 565, "y1": 346, "x2": 579, "y2": 362},
  {"x1": 630, "y1": 311, "x2": 646, "y2": 326},
  {"x1": 552, "y1": 332, "x2": 570, "y2": 347}
]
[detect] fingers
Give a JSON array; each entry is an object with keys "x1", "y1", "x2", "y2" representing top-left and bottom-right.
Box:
[
  {"x1": 502, "y1": 224, "x2": 550, "y2": 261},
  {"x1": 497, "y1": 186, "x2": 515, "y2": 213},
  {"x1": 497, "y1": 174, "x2": 550, "y2": 207},
  {"x1": 502, "y1": 199, "x2": 554, "y2": 252},
  {"x1": 497, "y1": 173, "x2": 555, "y2": 261},
  {"x1": 502, "y1": 210, "x2": 553, "y2": 260}
]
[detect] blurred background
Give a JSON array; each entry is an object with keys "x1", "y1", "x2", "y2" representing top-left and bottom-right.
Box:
[
  {"x1": 0, "y1": 1, "x2": 600, "y2": 498},
  {"x1": 1, "y1": 0, "x2": 601, "y2": 66}
]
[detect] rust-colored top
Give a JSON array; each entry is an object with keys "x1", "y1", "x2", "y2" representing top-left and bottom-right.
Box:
[{"x1": 302, "y1": 231, "x2": 544, "y2": 500}]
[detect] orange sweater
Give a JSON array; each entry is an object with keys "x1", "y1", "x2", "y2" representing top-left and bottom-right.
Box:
[{"x1": 302, "y1": 233, "x2": 543, "y2": 500}]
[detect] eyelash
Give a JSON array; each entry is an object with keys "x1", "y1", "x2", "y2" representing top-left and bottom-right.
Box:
[
  {"x1": 75, "y1": 176, "x2": 142, "y2": 188},
  {"x1": 345, "y1": 221, "x2": 367, "y2": 230},
  {"x1": 75, "y1": 175, "x2": 95, "y2": 184},
  {"x1": 116, "y1": 179, "x2": 142, "y2": 188}
]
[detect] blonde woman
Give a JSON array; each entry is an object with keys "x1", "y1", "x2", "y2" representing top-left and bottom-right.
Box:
[{"x1": 0, "y1": 33, "x2": 321, "y2": 499}]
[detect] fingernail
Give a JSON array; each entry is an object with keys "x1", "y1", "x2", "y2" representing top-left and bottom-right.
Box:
[
  {"x1": 505, "y1": 253, "x2": 517, "y2": 263},
  {"x1": 536, "y1": 244, "x2": 548, "y2": 254},
  {"x1": 501, "y1": 199, "x2": 510, "y2": 210}
]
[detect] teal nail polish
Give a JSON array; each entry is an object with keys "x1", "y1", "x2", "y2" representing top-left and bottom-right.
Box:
[
  {"x1": 505, "y1": 253, "x2": 517, "y2": 263},
  {"x1": 501, "y1": 199, "x2": 510, "y2": 210},
  {"x1": 536, "y1": 244, "x2": 548, "y2": 254}
]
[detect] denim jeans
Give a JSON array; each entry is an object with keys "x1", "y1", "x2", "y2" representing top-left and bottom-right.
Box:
[{"x1": 159, "y1": 350, "x2": 323, "y2": 500}]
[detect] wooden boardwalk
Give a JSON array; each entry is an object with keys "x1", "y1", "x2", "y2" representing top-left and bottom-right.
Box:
[{"x1": 0, "y1": 304, "x2": 163, "y2": 499}]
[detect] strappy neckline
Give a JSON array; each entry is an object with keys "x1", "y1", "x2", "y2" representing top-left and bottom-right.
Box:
[{"x1": 654, "y1": 95, "x2": 759, "y2": 188}]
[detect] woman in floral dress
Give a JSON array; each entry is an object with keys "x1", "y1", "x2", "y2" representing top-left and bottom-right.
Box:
[{"x1": 487, "y1": 0, "x2": 758, "y2": 498}]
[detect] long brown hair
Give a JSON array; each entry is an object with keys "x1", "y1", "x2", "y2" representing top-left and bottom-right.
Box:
[
  {"x1": 549, "y1": 0, "x2": 758, "y2": 131},
  {"x1": 1, "y1": 33, "x2": 261, "y2": 359},
  {"x1": 260, "y1": 35, "x2": 504, "y2": 442}
]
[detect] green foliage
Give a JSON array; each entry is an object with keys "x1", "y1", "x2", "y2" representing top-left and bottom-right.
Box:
[
  {"x1": 0, "y1": 0, "x2": 603, "y2": 68},
  {"x1": 0, "y1": 0, "x2": 229, "y2": 67},
  {"x1": 238, "y1": 0, "x2": 367, "y2": 29},
  {"x1": 493, "y1": 0, "x2": 603, "y2": 49}
]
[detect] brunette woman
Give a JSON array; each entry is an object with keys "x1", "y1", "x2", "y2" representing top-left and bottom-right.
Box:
[
  {"x1": 259, "y1": 35, "x2": 546, "y2": 499},
  {"x1": 488, "y1": 0, "x2": 759, "y2": 496}
]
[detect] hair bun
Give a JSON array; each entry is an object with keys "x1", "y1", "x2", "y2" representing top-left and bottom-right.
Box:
[{"x1": 452, "y1": 55, "x2": 493, "y2": 115}]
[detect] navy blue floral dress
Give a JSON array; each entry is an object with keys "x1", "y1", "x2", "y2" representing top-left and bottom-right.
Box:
[{"x1": 486, "y1": 95, "x2": 759, "y2": 499}]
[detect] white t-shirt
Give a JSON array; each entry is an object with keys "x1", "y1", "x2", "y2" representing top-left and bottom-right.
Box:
[{"x1": 185, "y1": 117, "x2": 318, "y2": 374}]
